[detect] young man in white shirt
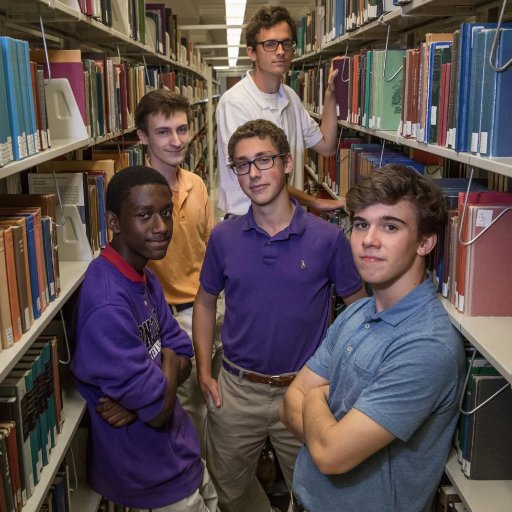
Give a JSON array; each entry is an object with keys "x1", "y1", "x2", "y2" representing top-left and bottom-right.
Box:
[{"x1": 216, "y1": 5, "x2": 343, "y2": 217}]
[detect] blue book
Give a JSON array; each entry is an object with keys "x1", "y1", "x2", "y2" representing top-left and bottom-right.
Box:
[
  {"x1": 0, "y1": 37, "x2": 27, "y2": 161},
  {"x1": 0, "y1": 47, "x2": 12, "y2": 166},
  {"x1": 19, "y1": 40, "x2": 39, "y2": 154},
  {"x1": 467, "y1": 30, "x2": 488, "y2": 154},
  {"x1": 454, "y1": 23, "x2": 511, "y2": 152},
  {"x1": 479, "y1": 28, "x2": 512, "y2": 156},
  {"x1": 18, "y1": 214, "x2": 42, "y2": 320},
  {"x1": 15, "y1": 40, "x2": 36, "y2": 157},
  {"x1": 426, "y1": 42, "x2": 452, "y2": 144}
]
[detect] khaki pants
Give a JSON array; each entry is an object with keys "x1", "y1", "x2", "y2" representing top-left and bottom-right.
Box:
[
  {"x1": 131, "y1": 464, "x2": 219, "y2": 512},
  {"x1": 205, "y1": 367, "x2": 302, "y2": 512},
  {"x1": 174, "y1": 306, "x2": 223, "y2": 457}
]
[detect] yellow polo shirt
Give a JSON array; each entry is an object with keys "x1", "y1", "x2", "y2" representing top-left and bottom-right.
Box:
[{"x1": 148, "y1": 168, "x2": 214, "y2": 305}]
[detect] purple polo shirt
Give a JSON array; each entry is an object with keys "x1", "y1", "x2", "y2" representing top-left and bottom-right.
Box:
[{"x1": 200, "y1": 199, "x2": 362, "y2": 374}]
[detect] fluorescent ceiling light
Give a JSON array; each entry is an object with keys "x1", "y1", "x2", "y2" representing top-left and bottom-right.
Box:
[{"x1": 225, "y1": 0, "x2": 246, "y2": 68}]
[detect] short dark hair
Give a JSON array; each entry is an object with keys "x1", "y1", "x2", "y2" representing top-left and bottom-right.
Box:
[
  {"x1": 135, "y1": 90, "x2": 191, "y2": 133},
  {"x1": 228, "y1": 119, "x2": 290, "y2": 163},
  {"x1": 245, "y1": 5, "x2": 297, "y2": 49},
  {"x1": 346, "y1": 164, "x2": 447, "y2": 238},
  {"x1": 106, "y1": 165, "x2": 170, "y2": 216}
]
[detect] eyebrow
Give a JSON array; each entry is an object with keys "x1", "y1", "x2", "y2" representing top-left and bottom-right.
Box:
[
  {"x1": 353, "y1": 215, "x2": 407, "y2": 225},
  {"x1": 234, "y1": 151, "x2": 274, "y2": 161}
]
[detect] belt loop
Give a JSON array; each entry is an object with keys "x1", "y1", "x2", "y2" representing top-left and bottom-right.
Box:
[
  {"x1": 237, "y1": 367, "x2": 243, "y2": 384},
  {"x1": 170, "y1": 304, "x2": 178, "y2": 316}
]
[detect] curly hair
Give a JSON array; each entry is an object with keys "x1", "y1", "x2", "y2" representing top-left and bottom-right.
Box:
[
  {"x1": 346, "y1": 164, "x2": 447, "y2": 238},
  {"x1": 245, "y1": 5, "x2": 297, "y2": 49},
  {"x1": 228, "y1": 119, "x2": 290, "y2": 162},
  {"x1": 135, "y1": 90, "x2": 191, "y2": 134},
  {"x1": 106, "y1": 165, "x2": 170, "y2": 216}
]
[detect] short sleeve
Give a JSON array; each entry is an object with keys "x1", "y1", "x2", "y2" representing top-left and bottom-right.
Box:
[
  {"x1": 329, "y1": 230, "x2": 362, "y2": 298},
  {"x1": 354, "y1": 339, "x2": 460, "y2": 441},
  {"x1": 199, "y1": 227, "x2": 225, "y2": 296}
]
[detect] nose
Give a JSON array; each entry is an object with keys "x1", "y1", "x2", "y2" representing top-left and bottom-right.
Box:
[
  {"x1": 248, "y1": 162, "x2": 262, "y2": 179},
  {"x1": 168, "y1": 131, "x2": 181, "y2": 146},
  {"x1": 153, "y1": 214, "x2": 171, "y2": 234},
  {"x1": 361, "y1": 226, "x2": 380, "y2": 248},
  {"x1": 275, "y1": 42, "x2": 285, "y2": 56}
]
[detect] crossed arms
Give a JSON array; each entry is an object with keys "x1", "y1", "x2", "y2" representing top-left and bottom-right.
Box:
[{"x1": 279, "y1": 365, "x2": 395, "y2": 475}]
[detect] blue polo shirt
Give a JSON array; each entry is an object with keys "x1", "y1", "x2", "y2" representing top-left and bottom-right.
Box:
[
  {"x1": 293, "y1": 279, "x2": 465, "y2": 512},
  {"x1": 199, "y1": 199, "x2": 362, "y2": 374}
]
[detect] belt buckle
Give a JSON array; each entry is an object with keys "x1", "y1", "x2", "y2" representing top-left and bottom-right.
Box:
[{"x1": 270, "y1": 375, "x2": 281, "y2": 385}]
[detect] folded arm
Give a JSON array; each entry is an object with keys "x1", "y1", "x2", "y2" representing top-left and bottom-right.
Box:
[{"x1": 303, "y1": 388, "x2": 395, "y2": 475}]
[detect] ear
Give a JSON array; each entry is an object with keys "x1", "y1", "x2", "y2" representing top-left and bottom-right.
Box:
[
  {"x1": 137, "y1": 128, "x2": 148, "y2": 145},
  {"x1": 417, "y1": 233, "x2": 437, "y2": 257},
  {"x1": 106, "y1": 210, "x2": 121, "y2": 235},
  {"x1": 246, "y1": 45, "x2": 257, "y2": 63},
  {"x1": 283, "y1": 153, "x2": 293, "y2": 175}
]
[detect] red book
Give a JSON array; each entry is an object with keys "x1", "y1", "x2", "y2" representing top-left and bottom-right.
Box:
[
  {"x1": 333, "y1": 57, "x2": 351, "y2": 122},
  {"x1": 30, "y1": 49, "x2": 87, "y2": 126},
  {"x1": 456, "y1": 192, "x2": 512, "y2": 312}
]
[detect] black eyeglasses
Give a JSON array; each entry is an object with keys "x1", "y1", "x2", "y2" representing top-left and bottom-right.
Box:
[
  {"x1": 229, "y1": 153, "x2": 286, "y2": 176},
  {"x1": 255, "y1": 39, "x2": 296, "y2": 52}
]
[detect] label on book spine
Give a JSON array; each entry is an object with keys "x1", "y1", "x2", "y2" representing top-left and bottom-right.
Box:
[
  {"x1": 471, "y1": 133, "x2": 479, "y2": 153},
  {"x1": 479, "y1": 132, "x2": 488, "y2": 155}
]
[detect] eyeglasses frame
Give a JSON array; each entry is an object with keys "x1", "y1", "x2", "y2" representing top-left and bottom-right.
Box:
[{"x1": 229, "y1": 153, "x2": 288, "y2": 176}]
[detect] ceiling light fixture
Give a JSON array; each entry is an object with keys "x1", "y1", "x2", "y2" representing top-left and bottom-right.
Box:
[{"x1": 225, "y1": 0, "x2": 247, "y2": 68}]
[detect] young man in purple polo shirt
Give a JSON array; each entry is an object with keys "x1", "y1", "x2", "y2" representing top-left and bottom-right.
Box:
[
  {"x1": 71, "y1": 166, "x2": 218, "y2": 511},
  {"x1": 193, "y1": 120, "x2": 365, "y2": 512},
  {"x1": 280, "y1": 165, "x2": 465, "y2": 512}
]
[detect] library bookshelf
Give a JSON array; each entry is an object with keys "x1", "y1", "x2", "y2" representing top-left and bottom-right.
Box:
[
  {"x1": 297, "y1": 1, "x2": 512, "y2": 510},
  {"x1": 0, "y1": 1, "x2": 216, "y2": 511}
]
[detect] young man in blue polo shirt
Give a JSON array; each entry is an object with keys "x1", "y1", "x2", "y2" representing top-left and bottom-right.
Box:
[
  {"x1": 280, "y1": 165, "x2": 466, "y2": 512},
  {"x1": 193, "y1": 119, "x2": 365, "y2": 512}
]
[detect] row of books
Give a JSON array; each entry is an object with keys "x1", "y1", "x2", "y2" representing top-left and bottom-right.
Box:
[
  {"x1": 435, "y1": 187, "x2": 512, "y2": 317},
  {"x1": 306, "y1": 139, "x2": 439, "y2": 197},
  {"x1": 0, "y1": 336, "x2": 63, "y2": 507},
  {"x1": 78, "y1": 0, "x2": 208, "y2": 75},
  {"x1": 0, "y1": 198, "x2": 60, "y2": 349},
  {"x1": 295, "y1": 0, "x2": 399, "y2": 55},
  {"x1": 0, "y1": 37, "x2": 51, "y2": 167},
  {"x1": 39, "y1": 464, "x2": 71, "y2": 512},
  {"x1": 454, "y1": 348, "x2": 512, "y2": 480},
  {"x1": 292, "y1": 23, "x2": 512, "y2": 158}
]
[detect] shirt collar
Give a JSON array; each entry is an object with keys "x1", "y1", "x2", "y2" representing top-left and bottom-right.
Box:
[
  {"x1": 369, "y1": 279, "x2": 438, "y2": 326},
  {"x1": 101, "y1": 244, "x2": 147, "y2": 284},
  {"x1": 244, "y1": 70, "x2": 289, "y2": 111},
  {"x1": 243, "y1": 198, "x2": 308, "y2": 239}
]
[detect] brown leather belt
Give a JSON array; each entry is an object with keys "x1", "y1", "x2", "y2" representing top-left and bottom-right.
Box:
[{"x1": 222, "y1": 360, "x2": 296, "y2": 387}]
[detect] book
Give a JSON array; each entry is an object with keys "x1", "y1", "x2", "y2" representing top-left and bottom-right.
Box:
[
  {"x1": 1, "y1": 228, "x2": 22, "y2": 341},
  {"x1": 333, "y1": 57, "x2": 351, "y2": 122},
  {"x1": 0, "y1": 422, "x2": 22, "y2": 512},
  {"x1": 464, "y1": 204, "x2": 512, "y2": 316},
  {"x1": 0, "y1": 194, "x2": 59, "y2": 299},
  {"x1": 0, "y1": 390, "x2": 35, "y2": 502},
  {"x1": 0, "y1": 220, "x2": 33, "y2": 328},
  {"x1": 0, "y1": 214, "x2": 42, "y2": 321},
  {"x1": 0, "y1": 37, "x2": 28, "y2": 161},
  {"x1": 0, "y1": 429, "x2": 15, "y2": 512},
  {"x1": 29, "y1": 49, "x2": 88, "y2": 130},
  {"x1": 478, "y1": 28, "x2": 512, "y2": 156},
  {"x1": 465, "y1": 374, "x2": 512, "y2": 479},
  {"x1": 0, "y1": 230, "x2": 14, "y2": 349}
]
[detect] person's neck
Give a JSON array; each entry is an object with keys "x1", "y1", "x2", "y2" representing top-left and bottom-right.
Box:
[
  {"x1": 252, "y1": 194, "x2": 295, "y2": 237},
  {"x1": 151, "y1": 160, "x2": 179, "y2": 189},
  {"x1": 250, "y1": 68, "x2": 282, "y2": 95},
  {"x1": 373, "y1": 266, "x2": 427, "y2": 312},
  {"x1": 109, "y1": 238, "x2": 147, "y2": 275}
]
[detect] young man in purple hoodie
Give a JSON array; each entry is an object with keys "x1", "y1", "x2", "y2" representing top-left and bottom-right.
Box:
[{"x1": 71, "y1": 166, "x2": 218, "y2": 511}]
